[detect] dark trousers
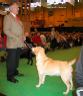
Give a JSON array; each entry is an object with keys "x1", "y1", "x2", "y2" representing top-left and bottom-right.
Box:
[{"x1": 6, "y1": 48, "x2": 21, "y2": 79}]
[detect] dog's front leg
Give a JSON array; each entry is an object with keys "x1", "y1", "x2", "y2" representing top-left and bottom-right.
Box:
[
  {"x1": 41, "y1": 75, "x2": 45, "y2": 84},
  {"x1": 36, "y1": 74, "x2": 43, "y2": 88}
]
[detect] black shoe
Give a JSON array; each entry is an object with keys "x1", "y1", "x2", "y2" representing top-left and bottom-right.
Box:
[
  {"x1": 7, "y1": 78, "x2": 18, "y2": 83},
  {"x1": 14, "y1": 72, "x2": 24, "y2": 77},
  {"x1": 0, "y1": 93, "x2": 6, "y2": 96},
  {"x1": 16, "y1": 73, "x2": 24, "y2": 77}
]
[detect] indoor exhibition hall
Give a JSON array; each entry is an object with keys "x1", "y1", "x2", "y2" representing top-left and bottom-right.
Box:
[{"x1": 0, "y1": 0, "x2": 83, "y2": 96}]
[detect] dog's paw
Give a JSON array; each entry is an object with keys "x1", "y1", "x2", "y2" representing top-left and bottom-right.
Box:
[
  {"x1": 36, "y1": 84, "x2": 40, "y2": 88},
  {"x1": 42, "y1": 82, "x2": 44, "y2": 84},
  {"x1": 63, "y1": 92, "x2": 68, "y2": 95}
]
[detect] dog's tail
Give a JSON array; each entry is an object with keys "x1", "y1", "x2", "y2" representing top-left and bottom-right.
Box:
[{"x1": 68, "y1": 58, "x2": 76, "y2": 66}]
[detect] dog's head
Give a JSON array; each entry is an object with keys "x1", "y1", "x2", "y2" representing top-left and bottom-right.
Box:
[{"x1": 32, "y1": 47, "x2": 45, "y2": 56}]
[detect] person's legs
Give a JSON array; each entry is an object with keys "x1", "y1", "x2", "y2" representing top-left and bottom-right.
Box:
[
  {"x1": 14, "y1": 48, "x2": 23, "y2": 76},
  {"x1": 6, "y1": 49, "x2": 18, "y2": 83}
]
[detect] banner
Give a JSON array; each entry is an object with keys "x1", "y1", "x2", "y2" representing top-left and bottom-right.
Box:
[{"x1": 47, "y1": 0, "x2": 75, "y2": 5}]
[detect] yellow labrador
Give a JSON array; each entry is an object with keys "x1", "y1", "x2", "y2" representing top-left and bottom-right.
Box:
[{"x1": 32, "y1": 47, "x2": 76, "y2": 95}]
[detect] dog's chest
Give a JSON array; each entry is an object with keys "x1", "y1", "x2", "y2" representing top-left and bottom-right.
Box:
[
  {"x1": 36, "y1": 55, "x2": 45, "y2": 72},
  {"x1": 36, "y1": 57, "x2": 44, "y2": 68},
  {"x1": 36, "y1": 54, "x2": 44, "y2": 63}
]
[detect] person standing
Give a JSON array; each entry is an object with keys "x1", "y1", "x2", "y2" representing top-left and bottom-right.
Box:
[
  {"x1": 3, "y1": 2, "x2": 25, "y2": 83},
  {"x1": 75, "y1": 46, "x2": 83, "y2": 96},
  {"x1": 76, "y1": 46, "x2": 83, "y2": 87}
]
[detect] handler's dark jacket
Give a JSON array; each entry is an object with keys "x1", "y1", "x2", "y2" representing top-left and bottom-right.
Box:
[{"x1": 76, "y1": 46, "x2": 83, "y2": 87}]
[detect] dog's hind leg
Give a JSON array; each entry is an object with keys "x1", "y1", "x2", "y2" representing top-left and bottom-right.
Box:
[
  {"x1": 61, "y1": 76, "x2": 70, "y2": 95},
  {"x1": 30, "y1": 59, "x2": 33, "y2": 65},
  {"x1": 27, "y1": 59, "x2": 30, "y2": 65},
  {"x1": 70, "y1": 78, "x2": 73, "y2": 90}
]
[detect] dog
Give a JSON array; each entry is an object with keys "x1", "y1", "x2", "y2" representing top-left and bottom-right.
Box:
[
  {"x1": 32, "y1": 46, "x2": 76, "y2": 95},
  {"x1": 20, "y1": 40, "x2": 35, "y2": 65},
  {"x1": 20, "y1": 48, "x2": 34, "y2": 65}
]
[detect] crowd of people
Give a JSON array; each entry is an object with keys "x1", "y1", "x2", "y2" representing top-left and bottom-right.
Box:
[
  {"x1": 0, "y1": 29, "x2": 83, "y2": 51},
  {"x1": 28, "y1": 30, "x2": 83, "y2": 51}
]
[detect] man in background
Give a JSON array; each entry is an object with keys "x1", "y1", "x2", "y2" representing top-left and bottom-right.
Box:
[{"x1": 3, "y1": 2, "x2": 25, "y2": 83}]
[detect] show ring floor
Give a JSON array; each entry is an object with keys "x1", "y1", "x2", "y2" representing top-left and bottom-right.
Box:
[{"x1": 0, "y1": 47, "x2": 81, "y2": 96}]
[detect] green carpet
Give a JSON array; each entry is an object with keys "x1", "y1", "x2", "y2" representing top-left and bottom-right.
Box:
[{"x1": 0, "y1": 47, "x2": 81, "y2": 96}]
